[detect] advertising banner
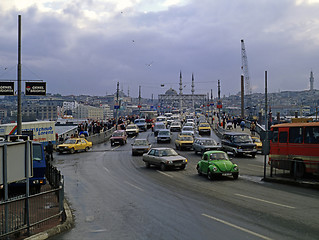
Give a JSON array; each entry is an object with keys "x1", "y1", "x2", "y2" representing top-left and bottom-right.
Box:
[
  {"x1": 0, "y1": 82, "x2": 14, "y2": 96},
  {"x1": 25, "y1": 82, "x2": 46, "y2": 96}
]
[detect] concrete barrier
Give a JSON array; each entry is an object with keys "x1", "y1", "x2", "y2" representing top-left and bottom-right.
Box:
[{"x1": 86, "y1": 127, "x2": 115, "y2": 145}]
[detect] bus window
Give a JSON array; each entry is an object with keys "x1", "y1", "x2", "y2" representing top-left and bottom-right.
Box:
[
  {"x1": 304, "y1": 126, "x2": 319, "y2": 144},
  {"x1": 272, "y1": 128, "x2": 278, "y2": 143},
  {"x1": 289, "y1": 127, "x2": 303, "y2": 144},
  {"x1": 279, "y1": 132, "x2": 288, "y2": 143}
]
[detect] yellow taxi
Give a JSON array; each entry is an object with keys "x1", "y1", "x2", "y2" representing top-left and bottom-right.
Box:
[
  {"x1": 56, "y1": 138, "x2": 93, "y2": 154},
  {"x1": 175, "y1": 134, "x2": 194, "y2": 151},
  {"x1": 251, "y1": 136, "x2": 262, "y2": 152},
  {"x1": 198, "y1": 122, "x2": 211, "y2": 135}
]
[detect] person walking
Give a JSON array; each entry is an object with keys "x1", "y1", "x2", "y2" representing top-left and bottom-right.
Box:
[
  {"x1": 240, "y1": 120, "x2": 245, "y2": 131},
  {"x1": 250, "y1": 121, "x2": 256, "y2": 136},
  {"x1": 46, "y1": 141, "x2": 54, "y2": 161}
]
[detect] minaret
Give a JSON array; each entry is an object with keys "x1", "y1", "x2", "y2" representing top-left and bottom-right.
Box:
[
  {"x1": 191, "y1": 73, "x2": 195, "y2": 110},
  {"x1": 179, "y1": 71, "x2": 183, "y2": 110},
  {"x1": 310, "y1": 70, "x2": 314, "y2": 91}
]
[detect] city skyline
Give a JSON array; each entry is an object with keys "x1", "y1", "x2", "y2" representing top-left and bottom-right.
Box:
[{"x1": 0, "y1": 0, "x2": 318, "y2": 98}]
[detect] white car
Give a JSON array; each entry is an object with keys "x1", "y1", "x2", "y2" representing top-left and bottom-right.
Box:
[
  {"x1": 181, "y1": 126, "x2": 195, "y2": 136},
  {"x1": 170, "y1": 121, "x2": 182, "y2": 132},
  {"x1": 126, "y1": 124, "x2": 139, "y2": 137}
]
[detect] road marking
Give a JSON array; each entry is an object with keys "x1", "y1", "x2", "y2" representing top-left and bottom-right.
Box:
[
  {"x1": 248, "y1": 164, "x2": 264, "y2": 168},
  {"x1": 156, "y1": 170, "x2": 173, "y2": 178},
  {"x1": 112, "y1": 146, "x2": 121, "y2": 151},
  {"x1": 235, "y1": 194, "x2": 295, "y2": 209},
  {"x1": 202, "y1": 214, "x2": 273, "y2": 240},
  {"x1": 103, "y1": 167, "x2": 110, "y2": 173},
  {"x1": 124, "y1": 181, "x2": 144, "y2": 191}
]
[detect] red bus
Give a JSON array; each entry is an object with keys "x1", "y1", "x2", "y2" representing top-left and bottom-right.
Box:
[{"x1": 269, "y1": 122, "x2": 319, "y2": 177}]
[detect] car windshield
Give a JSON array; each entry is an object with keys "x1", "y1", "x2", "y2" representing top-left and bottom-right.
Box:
[
  {"x1": 183, "y1": 127, "x2": 193, "y2": 131},
  {"x1": 180, "y1": 136, "x2": 193, "y2": 141},
  {"x1": 159, "y1": 131, "x2": 170, "y2": 136},
  {"x1": 201, "y1": 123, "x2": 210, "y2": 127},
  {"x1": 64, "y1": 139, "x2": 76, "y2": 144},
  {"x1": 210, "y1": 152, "x2": 228, "y2": 160},
  {"x1": 134, "y1": 140, "x2": 148, "y2": 146},
  {"x1": 112, "y1": 131, "x2": 123, "y2": 137},
  {"x1": 160, "y1": 149, "x2": 178, "y2": 156},
  {"x1": 253, "y1": 138, "x2": 261, "y2": 143},
  {"x1": 127, "y1": 125, "x2": 136, "y2": 129},
  {"x1": 233, "y1": 135, "x2": 252, "y2": 143},
  {"x1": 203, "y1": 140, "x2": 216, "y2": 145},
  {"x1": 33, "y1": 144, "x2": 43, "y2": 161},
  {"x1": 156, "y1": 124, "x2": 165, "y2": 129}
]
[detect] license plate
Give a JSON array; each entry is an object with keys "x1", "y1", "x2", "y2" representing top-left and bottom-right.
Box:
[
  {"x1": 222, "y1": 173, "x2": 232, "y2": 176},
  {"x1": 175, "y1": 164, "x2": 182, "y2": 167}
]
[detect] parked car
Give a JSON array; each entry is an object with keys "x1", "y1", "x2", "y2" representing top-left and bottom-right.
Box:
[
  {"x1": 110, "y1": 130, "x2": 128, "y2": 146},
  {"x1": 131, "y1": 139, "x2": 151, "y2": 155},
  {"x1": 134, "y1": 118, "x2": 147, "y2": 131},
  {"x1": 198, "y1": 122, "x2": 211, "y2": 135},
  {"x1": 157, "y1": 129, "x2": 171, "y2": 143},
  {"x1": 142, "y1": 147, "x2": 187, "y2": 170},
  {"x1": 221, "y1": 132, "x2": 257, "y2": 157},
  {"x1": 251, "y1": 136, "x2": 262, "y2": 152},
  {"x1": 153, "y1": 122, "x2": 166, "y2": 136},
  {"x1": 193, "y1": 137, "x2": 220, "y2": 155},
  {"x1": 169, "y1": 121, "x2": 181, "y2": 132},
  {"x1": 56, "y1": 138, "x2": 92, "y2": 154},
  {"x1": 196, "y1": 150, "x2": 239, "y2": 180},
  {"x1": 175, "y1": 134, "x2": 194, "y2": 150},
  {"x1": 126, "y1": 124, "x2": 139, "y2": 137}
]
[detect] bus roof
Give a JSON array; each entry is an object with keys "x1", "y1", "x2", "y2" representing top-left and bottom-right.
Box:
[{"x1": 271, "y1": 122, "x2": 319, "y2": 128}]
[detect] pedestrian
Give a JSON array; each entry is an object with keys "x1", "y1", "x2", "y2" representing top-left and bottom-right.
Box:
[
  {"x1": 240, "y1": 120, "x2": 245, "y2": 131},
  {"x1": 250, "y1": 121, "x2": 256, "y2": 136},
  {"x1": 46, "y1": 141, "x2": 54, "y2": 161}
]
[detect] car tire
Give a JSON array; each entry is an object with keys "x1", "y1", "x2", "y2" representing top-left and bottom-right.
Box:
[
  {"x1": 197, "y1": 165, "x2": 202, "y2": 176},
  {"x1": 251, "y1": 153, "x2": 256, "y2": 158},
  {"x1": 180, "y1": 165, "x2": 185, "y2": 170},
  {"x1": 160, "y1": 163, "x2": 166, "y2": 171},
  {"x1": 233, "y1": 173, "x2": 239, "y2": 180},
  {"x1": 85, "y1": 147, "x2": 89, "y2": 152},
  {"x1": 70, "y1": 148, "x2": 75, "y2": 154},
  {"x1": 145, "y1": 161, "x2": 150, "y2": 168},
  {"x1": 207, "y1": 169, "x2": 213, "y2": 180}
]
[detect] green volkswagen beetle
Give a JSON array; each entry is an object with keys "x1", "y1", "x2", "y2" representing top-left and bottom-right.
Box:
[{"x1": 196, "y1": 150, "x2": 239, "y2": 180}]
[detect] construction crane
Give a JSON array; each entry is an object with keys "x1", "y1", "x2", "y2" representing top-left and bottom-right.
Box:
[{"x1": 241, "y1": 39, "x2": 252, "y2": 118}]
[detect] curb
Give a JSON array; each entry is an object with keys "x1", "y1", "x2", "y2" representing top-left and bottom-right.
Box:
[{"x1": 25, "y1": 200, "x2": 74, "y2": 240}]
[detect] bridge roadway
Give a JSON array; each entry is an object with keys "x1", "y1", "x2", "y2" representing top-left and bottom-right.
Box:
[{"x1": 48, "y1": 128, "x2": 319, "y2": 240}]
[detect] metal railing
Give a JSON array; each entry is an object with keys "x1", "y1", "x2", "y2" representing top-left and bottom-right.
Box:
[{"x1": 0, "y1": 162, "x2": 64, "y2": 239}]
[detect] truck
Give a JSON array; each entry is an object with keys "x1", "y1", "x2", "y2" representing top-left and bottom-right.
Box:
[
  {"x1": 0, "y1": 121, "x2": 56, "y2": 147},
  {"x1": 0, "y1": 137, "x2": 46, "y2": 193}
]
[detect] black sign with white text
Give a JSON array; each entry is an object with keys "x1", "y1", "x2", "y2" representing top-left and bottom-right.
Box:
[
  {"x1": 0, "y1": 82, "x2": 14, "y2": 95},
  {"x1": 25, "y1": 82, "x2": 46, "y2": 96}
]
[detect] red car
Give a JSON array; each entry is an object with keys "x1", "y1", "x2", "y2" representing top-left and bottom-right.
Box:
[{"x1": 110, "y1": 130, "x2": 128, "y2": 146}]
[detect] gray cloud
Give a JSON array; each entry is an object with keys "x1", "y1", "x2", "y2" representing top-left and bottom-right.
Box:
[{"x1": 0, "y1": 0, "x2": 318, "y2": 98}]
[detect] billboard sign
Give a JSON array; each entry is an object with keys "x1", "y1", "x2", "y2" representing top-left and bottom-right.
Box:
[
  {"x1": 0, "y1": 82, "x2": 14, "y2": 96},
  {"x1": 25, "y1": 82, "x2": 46, "y2": 96}
]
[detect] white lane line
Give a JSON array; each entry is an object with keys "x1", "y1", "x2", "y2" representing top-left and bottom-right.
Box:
[
  {"x1": 202, "y1": 214, "x2": 273, "y2": 240},
  {"x1": 112, "y1": 146, "x2": 121, "y2": 151},
  {"x1": 124, "y1": 181, "x2": 144, "y2": 192},
  {"x1": 248, "y1": 164, "x2": 264, "y2": 168},
  {"x1": 103, "y1": 167, "x2": 110, "y2": 173},
  {"x1": 235, "y1": 194, "x2": 295, "y2": 209},
  {"x1": 156, "y1": 170, "x2": 173, "y2": 178}
]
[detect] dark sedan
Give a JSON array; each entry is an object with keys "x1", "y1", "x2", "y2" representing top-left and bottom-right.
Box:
[{"x1": 193, "y1": 137, "x2": 221, "y2": 155}]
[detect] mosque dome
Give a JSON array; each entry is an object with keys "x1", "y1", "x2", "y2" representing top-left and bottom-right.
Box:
[{"x1": 165, "y1": 88, "x2": 178, "y2": 95}]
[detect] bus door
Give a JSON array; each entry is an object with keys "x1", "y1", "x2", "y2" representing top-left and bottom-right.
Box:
[{"x1": 273, "y1": 127, "x2": 289, "y2": 170}]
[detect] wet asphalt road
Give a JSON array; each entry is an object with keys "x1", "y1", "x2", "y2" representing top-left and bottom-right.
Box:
[{"x1": 51, "y1": 129, "x2": 319, "y2": 240}]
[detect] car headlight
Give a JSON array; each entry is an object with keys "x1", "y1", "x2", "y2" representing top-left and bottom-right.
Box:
[
  {"x1": 233, "y1": 165, "x2": 238, "y2": 171},
  {"x1": 212, "y1": 166, "x2": 218, "y2": 171}
]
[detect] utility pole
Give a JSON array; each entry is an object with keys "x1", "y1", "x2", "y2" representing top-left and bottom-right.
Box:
[
  {"x1": 241, "y1": 75, "x2": 244, "y2": 119},
  {"x1": 191, "y1": 73, "x2": 195, "y2": 111},
  {"x1": 116, "y1": 82, "x2": 119, "y2": 129},
  {"x1": 138, "y1": 85, "x2": 141, "y2": 116},
  {"x1": 218, "y1": 79, "x2": 221, "y2": 125},
  {"x1": 17, "y1": 15, "x2": 22, "y2": 134},
  {"x1": 179, "y1": 71, "x2": 183, "y2": 112}
]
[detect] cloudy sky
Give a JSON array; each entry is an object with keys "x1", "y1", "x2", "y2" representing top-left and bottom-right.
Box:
[{"x1": 0, "y1": 0, "x2": 318, "y2": 98}]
